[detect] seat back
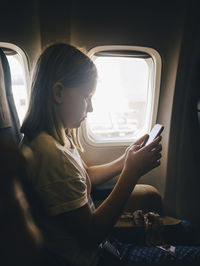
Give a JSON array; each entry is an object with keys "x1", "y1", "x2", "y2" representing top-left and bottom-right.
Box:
[{"x1": 0, "y1": 48, "x2": 22, "y2": 143}]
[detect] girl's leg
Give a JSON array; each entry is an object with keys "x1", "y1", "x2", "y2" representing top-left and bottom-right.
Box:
[
  {"x1": 120, "y1": 244, "x2": 200, "y2": 266},
  {"x1": 98, "y1": 238, "x2": 200, "y2": 266},
  {"x1": 99, "y1": 222, "x2": 200, "y2": 266}
]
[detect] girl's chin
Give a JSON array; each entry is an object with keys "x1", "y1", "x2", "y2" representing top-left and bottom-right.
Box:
[
  {"x1": 79, "y1": 117, "x2": 86, "y2": 124},
  {"x1": 64, "y1": 117, "x2": 86, "y2": 129},
  {"x1": 67, "y1": 121, "x2": 83, "y2": 129}
]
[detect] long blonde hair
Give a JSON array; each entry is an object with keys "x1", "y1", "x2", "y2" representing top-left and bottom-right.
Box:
[{"x1": 21, "y1": 43, "x2": 97, "y2": 149}]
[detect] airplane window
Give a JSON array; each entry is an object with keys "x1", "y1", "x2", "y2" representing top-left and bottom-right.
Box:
[
  {"x1": 87, "y1": 56, "x2": 150, "y2": 141},
  {"x1": 6, "y1": 53, "x2": 28, "y2": 124},
  {"x1": 84, "y1": 50, "x2": 161, "y2": 146},
  {"x1": 84, "y1": 46, "x2": 161, "y2": 145}
]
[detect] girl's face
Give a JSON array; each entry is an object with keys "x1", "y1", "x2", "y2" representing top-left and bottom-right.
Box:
[{"x1": 54, "y1": 83, "x2": 95, "y2": 129}]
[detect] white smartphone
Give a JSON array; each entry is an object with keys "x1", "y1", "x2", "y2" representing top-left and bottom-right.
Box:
[{"x1": 141, "y1": 124, "x2": 164, "y2": 147}]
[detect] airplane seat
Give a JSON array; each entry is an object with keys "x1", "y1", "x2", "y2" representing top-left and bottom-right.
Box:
[
  {"x1": 0, "y1": 138, "x2": 66, "y2": 266},
  {"x1": 0, "y1": 49, "x2": 61, "y2": 265},
  {"x1": 0, "y1": 48, "x2": 22, "y2": 143}
]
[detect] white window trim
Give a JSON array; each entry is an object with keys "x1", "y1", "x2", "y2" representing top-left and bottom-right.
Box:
[
  {"x1": 0, "y1": 42, "x2": 30, "y2": 98},
  {"x1": 81, "y1": 45, "x2": 162, "y2": 147}
]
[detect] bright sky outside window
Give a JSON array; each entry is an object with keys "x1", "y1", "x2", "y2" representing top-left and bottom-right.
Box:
[
  {"x1": 86, "y1": 56, "x2": 151, "y2": 141},
  {"x1": 7, "y1": 54, "x2": 28, "y2": 124}
]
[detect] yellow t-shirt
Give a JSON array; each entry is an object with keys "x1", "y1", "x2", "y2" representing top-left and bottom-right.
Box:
[{"x1": 21, "y1": 132, "x2": 99, "y2": 266}]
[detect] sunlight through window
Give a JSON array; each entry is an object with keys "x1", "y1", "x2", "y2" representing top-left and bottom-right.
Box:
[
  {"x1": 7, "y1": 54, "x2": 28, "y2": 124},
  {"x1": 87, "y1": 56, "x2": 151, "y2": 141}
]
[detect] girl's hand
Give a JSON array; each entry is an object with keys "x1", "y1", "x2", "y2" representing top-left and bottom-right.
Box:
[
  {"x1": 123, "y1": 134, "x2": 162, "y2": 178},
  {"x1": 124, "y1": 134, "x2": 149, "y2": 156}
]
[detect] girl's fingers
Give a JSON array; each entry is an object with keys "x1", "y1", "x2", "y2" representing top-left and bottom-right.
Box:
[
  {"x1": 153, "y1": 153, "x2": 162, "y2": 161},
  {"x1": 134, "y1": 134, "x2": 149, "y2": 145},
  {"x1": 130, "y1": 144, "x2": 141, "y2": 152},
  {"x1": 152, "y1": 144, "x2": 162, "y2": 152},
  {"x1": 144, "y1": 136, "x2": 162, "y2": 151},
  {"x1": 152, "y1": 160, "x2": 161, "y2": 169}
]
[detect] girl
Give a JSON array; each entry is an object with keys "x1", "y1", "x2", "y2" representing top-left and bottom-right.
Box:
[{"x1": 20, "y1": 43, "x2": 199, "y2": 266}]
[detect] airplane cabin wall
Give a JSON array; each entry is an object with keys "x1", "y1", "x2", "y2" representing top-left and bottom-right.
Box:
[{"x1": 0, "y1": 1, "x2": 41, "y2": 71}]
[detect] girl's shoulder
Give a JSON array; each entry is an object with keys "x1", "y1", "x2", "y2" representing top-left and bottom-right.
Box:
[
  {"x1": 21, "y1": 132, "x2": 84, "y2": 175},
  {"x1": 22, "y1": 132, "x2": 62, "y2": 158}
]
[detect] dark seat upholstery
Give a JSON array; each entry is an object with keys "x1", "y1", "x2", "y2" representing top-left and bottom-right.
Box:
[
  {"x1": 0, "y1": 48, "x2": 22, "y2": 142},
  {"x1": 0, "y1": 48, "x2": 66, "y2": 265}
]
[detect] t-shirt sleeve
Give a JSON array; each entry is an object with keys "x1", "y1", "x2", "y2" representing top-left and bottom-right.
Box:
[
  {"x1": 38, "y1": 176, "x2": 88, "y2": 215},
  {"x1": 29, "y1": 145, "x2": 88, "y2": 216}
]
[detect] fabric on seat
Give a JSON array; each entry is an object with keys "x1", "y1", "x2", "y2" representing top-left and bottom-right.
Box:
[{"x1": 0, "y1": 48, "x2": 22, "y2": 142}]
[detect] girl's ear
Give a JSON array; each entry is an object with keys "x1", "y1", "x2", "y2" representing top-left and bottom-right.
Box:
[{"x1": 53, "y1": 82, "x2": 64, "y2": 104}]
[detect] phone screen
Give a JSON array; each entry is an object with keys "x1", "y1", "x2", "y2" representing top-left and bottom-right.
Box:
[{"x1": 142, "y1": 124, "x2": 164, "y2": 147}]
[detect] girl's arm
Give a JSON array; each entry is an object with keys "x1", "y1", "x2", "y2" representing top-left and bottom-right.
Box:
[
  {"x1": 83, "y1": 136, "x2": 149, "y2": 187},
  {"x1": 82, "y1": 154, "x2": 125, "y2": 186},
  {"x1": 56, "y1": 135, "x2": 162, "y2": 248}
]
